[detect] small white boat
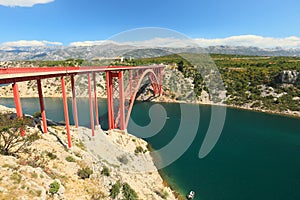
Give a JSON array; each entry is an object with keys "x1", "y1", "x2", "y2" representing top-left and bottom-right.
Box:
[{"x1": 187, "y1": 190, "x2": 195, "y2": 199}]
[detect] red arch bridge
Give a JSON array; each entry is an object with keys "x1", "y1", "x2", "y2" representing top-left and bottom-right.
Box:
[{"x1": 0, "y1": 65, "x2": 164, "y2": 148}]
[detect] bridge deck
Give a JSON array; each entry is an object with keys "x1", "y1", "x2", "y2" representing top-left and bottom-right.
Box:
[{"x1": 0, "y1": 65, "x2": 164, "y2": 84}]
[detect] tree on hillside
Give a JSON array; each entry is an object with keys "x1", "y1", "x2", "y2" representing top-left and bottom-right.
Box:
[
  {"x1": 0, "y1": 113, "x2": 40, "y2": 156},
  {"x1": 177, "y1": 60, "x2": 184, "y2": 72}
]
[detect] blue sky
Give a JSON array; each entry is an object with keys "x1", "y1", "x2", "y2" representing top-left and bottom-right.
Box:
[{"x1": 0, "y1": 0, "x2": 300, "y2": 48}]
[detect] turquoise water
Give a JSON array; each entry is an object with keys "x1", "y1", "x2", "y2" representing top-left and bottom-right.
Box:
[
  {"x1": 130, "y1": 102, "x2": 300, "y2": 200},
  {"x1": 0, "y1": 97, "x2": 109, "y2": 128},
  {"x1": 1, "y1": 98, "x2": 300, "y2": 200}
]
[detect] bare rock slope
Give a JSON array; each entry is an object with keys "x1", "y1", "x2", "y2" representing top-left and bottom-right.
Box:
[{"x1": 0, "y1": 106, "x2": 176, "y2": 200}]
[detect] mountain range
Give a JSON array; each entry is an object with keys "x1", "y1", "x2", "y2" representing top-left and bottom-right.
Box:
[{"x1": 1, "y1": 43, "x2": 300, "y2": 61}]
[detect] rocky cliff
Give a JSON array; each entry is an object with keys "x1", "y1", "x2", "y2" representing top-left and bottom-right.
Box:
[
  {"x1": 0, "y1": 105, "x2": 177, "y2": 200},
  {"x1": 279, "y1": 70, "x2": 300, "y2": 84}
]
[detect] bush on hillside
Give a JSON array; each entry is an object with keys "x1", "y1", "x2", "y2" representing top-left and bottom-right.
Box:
[
  {"x1": 0, "y1": 113, "x2": 40, "y2": 156},
  {"x1": 110, "y1": 181, "x2": 122, "y2": 199},
  {"x1": 49, "y1": 180, "x2": 60, "y2": 194},
  {"x1": 122, "y1": 183, "x2": 138, "y2": 200},
  {"x1": 77, "y1": 167, "x2": 93, "y2": 179}
]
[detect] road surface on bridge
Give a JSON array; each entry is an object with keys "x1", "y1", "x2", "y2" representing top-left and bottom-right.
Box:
[{"x1": 0, "y1": 65, "x2": 163, "y2": 84}]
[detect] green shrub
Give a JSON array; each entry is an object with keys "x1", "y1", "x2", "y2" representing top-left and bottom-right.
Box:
[
  {"x1": 10, "y1": 172, "x2": 22, "y2": 184},
  {"x1": 49, "y1": 180, "x2": 60, "y2": 194},
  {"x1": 91, "y1": 191, "x2": 106, "y2": 200},
  {"x1": 31, "y1": 172, "x2": 38, "y2": 179},
  {"x1": 2, "y1": 163, "x2": 13, "y2": 168},
  {"x1": 77, "y1": 167, "x2": 93, "y2": 179},
  {"x1": 101, "y1": 166, "x2": 110, "y2": 176},
  {"x1": 251, "y1": 102, "x2": 261, "y2": 108},
  {"x1": 32, "y1": 111, "x2": 41, "y2": 118},
  {"x1": 110, "y1": 181, "x2": 122, "y2": 199},
  {"x1": 36, "y1": 190, "x2": 42, "y2": 197},
  {"x1": 0, "y1": 114, "x2": 40, "y2": 156},
  {"x1": 75, "y1": 140, "x2": 86, "y2": 150},
  {"x1": 47, "y1": 152, "x2": 57, "y2": 160},
  {"x1": 65, "y1": 156, "x2": 76, "y2": 162},
  {"x1": 122, "y1": 183, "x2": 138, "y2": 200},
  {"x1": 134, "y1": 146, "x2": 144, "y2": 154},
  {"x1": 155, "y1": 189, "x2": 169, "y2": 199}
]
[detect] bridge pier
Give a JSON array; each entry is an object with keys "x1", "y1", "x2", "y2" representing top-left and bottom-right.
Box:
[
  {"x1": 88, "y1": 73, "x2": 95, "y2": 136},
  {"x1": 93, "y1": 72, "x2": 99, "y2": 127},
  {"x1": 159, "y1": 68, "x2": 163, "y2": 95},
  {"x1": 129, "y1": 70, "x2": 132, "y2": 97},
  {"x1": 71, "y1": 75, "x2": 79, "y2": 128},
  {"x1": 106, "y1": 71, "x2": 115, "y2": 130},
  {"x1": 37, "y1": 79, "x2": 48, "y2": 133},
  {"x1": 12, "y1": 83, "x2": 23, "y2": 118},
  {"x1": 61, "y1": 76, "x2": 72, "y2": 148},
  {"x1": 12, "y1": 82, "x2": 25, "y2": 136},
  {"x1": 118, "y1": 71, "x2": 125, "y2": 130},
  {"x1": 105, "y1": 71, "x2": 126, "y2": 131}
]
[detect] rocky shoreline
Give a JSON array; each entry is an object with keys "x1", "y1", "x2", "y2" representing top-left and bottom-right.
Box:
[{"x1": 152, "y1": 95, "x2": 300, "y2": 118}]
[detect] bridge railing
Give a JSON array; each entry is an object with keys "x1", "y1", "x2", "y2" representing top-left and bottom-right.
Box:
[{"x1": 0, "y1": 66, "x2": 80, "y2": 74}]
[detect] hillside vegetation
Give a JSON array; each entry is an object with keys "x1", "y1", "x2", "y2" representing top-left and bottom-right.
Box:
[
  {"x1": 1, "y1": 54, "x2": 299, "y2": 116},
  {"x1": 133, "y1": 53, "x2": 300, "y2": 114}
]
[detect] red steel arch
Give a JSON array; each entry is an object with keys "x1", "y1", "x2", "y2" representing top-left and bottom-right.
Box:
[
  {"x1": 124, "y1": 68, "x2": 162, "y2": 128},
  {"x1": 107, "y1": 67, "x2": 163, "y2": 130}
]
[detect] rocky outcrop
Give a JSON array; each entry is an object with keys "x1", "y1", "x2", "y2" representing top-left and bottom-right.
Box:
[
  {"x1": 279, "y1": 70, "x2": 300, "y2": 84},
  {"x1": 78, "y1": 127, "x2": 176, "y2": 200},
  {"x1": 0, "y1": 105, "x2": 176, "y2": 200}
]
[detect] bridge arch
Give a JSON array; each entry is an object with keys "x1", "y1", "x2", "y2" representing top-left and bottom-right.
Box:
[
  {"x1": 124, "y1": 68, "x2": 162, "y2": 128},
  {"x1": 105, "y1": 65, "x2": 164, "y2": 130}
]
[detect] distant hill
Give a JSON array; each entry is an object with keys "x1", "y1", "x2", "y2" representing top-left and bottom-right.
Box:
[{"x1": 1, "y1": 43, "x2": 300, "y2": 61}]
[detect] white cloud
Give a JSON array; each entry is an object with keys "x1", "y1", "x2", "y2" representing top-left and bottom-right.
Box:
[
  {"x1": 2, "y1": 40, "x2": 62, "y2": 47},
  {"x1": 69, "y1": 35, "x2": 300, "y2": 49},
  {"x1": 69, "y1": 40, "x2": 108, "y2": 47},
  {"x1": 0, "y1": 0, "x2": 54, "y2": 7},
  {"x1": 69, "y1": 38, "x2": 197, "y2": 48},
  {"x1": 3, "y1": 35, "x2": 300, "y2": 49},
  {"x1": 123, "y1": 37, "x2": 197, "y2": 47},
  {"x1": 195, "y1": 35, "x2": 300, "y2": 48}
]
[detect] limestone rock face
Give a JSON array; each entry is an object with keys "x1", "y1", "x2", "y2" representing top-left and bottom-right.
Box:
[
  {"x1": 279, "y1": 70, "x2": 299, "y2": 84},
  {"x1": 0, "y1": 105, "x2": 177, "y2": 200}
]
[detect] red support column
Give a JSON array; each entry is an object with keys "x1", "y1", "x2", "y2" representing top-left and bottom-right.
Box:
[
  {"x1": 159, "y1": 68, "x2": 163, "y2": 95},
  {"x1": 106, "y1": 71, "x2": 114, "y2": 130},
  {"x1": 12, "y1": 83, "x2": 25, "y2": 136},
  {"x1": 71, "y1": 75, "x2": 79, "y2": 128},
  {"x1": 129, "y1": 70, "x2": 132, "y2": 96},
  {"x1": 37, "y1": 79, "x2": 48, "y2": 133},
  {"x1": 118, "y1": 71, "x2": 125, "y2": 130},
  {"x1": 93, "y1": 72, "x2": 99, "y2": 126},
  {"x1": 88, "y1": 73, "x2": 95, "y2": 136},
  {"x1": 150, "y1": 73, "x2": 159, "y2": 95},
  {"x1": 12, "y1": 83, "x2": 23, "y2": 118},
  {"x1": 61, "y1": 76, "x2": 72, "y2": 148}
]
